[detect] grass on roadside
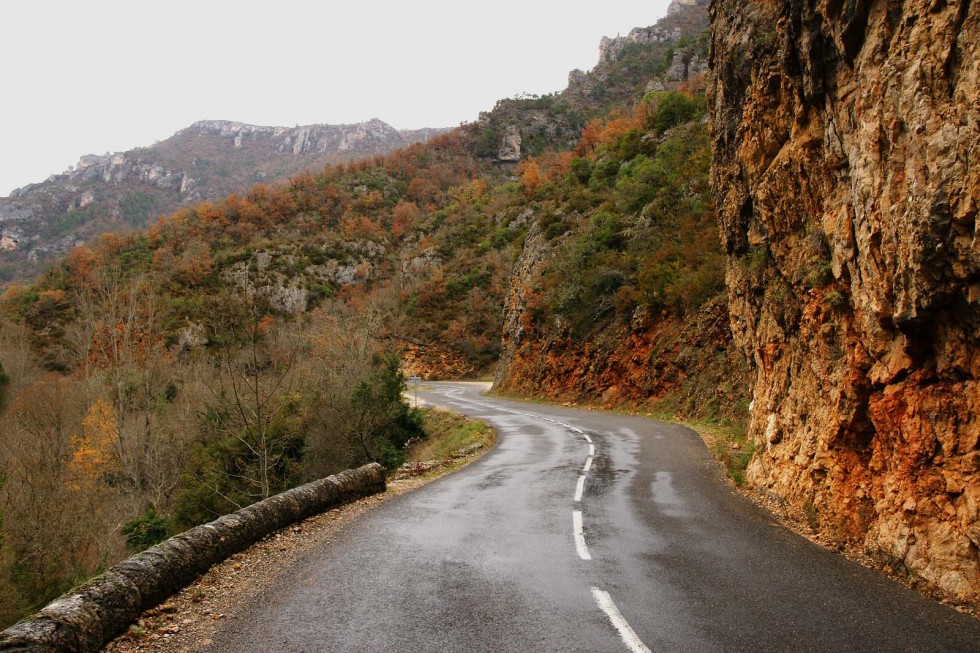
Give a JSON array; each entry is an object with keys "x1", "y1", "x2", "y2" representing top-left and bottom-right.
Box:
[
  {"x1": 393, "y1": 408, "x2": 495, "y2": 480},
  {"x1": 703, "y1": 425, "x2": 755, "y2": 486}
]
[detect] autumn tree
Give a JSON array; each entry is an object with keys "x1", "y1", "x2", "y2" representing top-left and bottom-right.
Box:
[
  {"x1": 70, "y1": 265, "x2": 187, "y2": 505},
  {"x1": 391, "y1": 200, "x2": 420, "y2": 238},
  {"x1": 518, "y1": 160, "x2": 544, "y2": 196},
  {"x1": 0, "y1": 375, "x2": 129, "y2": 620},
  {"x1": 303, "y1": 288, "x2": 423, "y2": 475}
]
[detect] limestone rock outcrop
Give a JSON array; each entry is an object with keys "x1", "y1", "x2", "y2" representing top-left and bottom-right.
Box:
[
  {"x1": 497, "y1": 124, "x2": 522, "y2": 162},
  {"x1": 710, "y1": 0, "x2": 979, "y2": 601}
]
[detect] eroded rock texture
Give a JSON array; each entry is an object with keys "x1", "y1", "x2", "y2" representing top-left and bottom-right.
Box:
[{"x1": 710, "y1": 0, "x2": 979, "y2": 600}]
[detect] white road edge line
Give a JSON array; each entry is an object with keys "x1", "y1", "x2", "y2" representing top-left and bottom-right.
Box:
[
  {"x1": 589, "y1": 443, "x2": 596, "y2": 457},
  {"x1": 583, "y1": 432, "x2": 592, "y2": 443},
  {"x1": 574, "y1": 475, "x2": 586, "y2": 502},
  {"x1": 573, "y1": 510, "x2": 591, "y2": 560},
  {"x1": 591, "y1": 588, "x2": 653, "y2": 653},
  {"x1": 583, "y1": 456, "x2": 593, "y2": 473}
]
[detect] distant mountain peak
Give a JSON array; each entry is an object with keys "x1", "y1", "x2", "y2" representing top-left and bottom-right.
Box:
[{"x1": 0, "y1": 117, "x2": 446, "y2": 278}]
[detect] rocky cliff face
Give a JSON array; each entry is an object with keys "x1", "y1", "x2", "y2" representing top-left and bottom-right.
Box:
[
  {"x1": 710, "y1": 0, "x2": 979, "y2": 601},
  {"x1": 0, "y1": 119, "x2": 442, "y2": 280}
]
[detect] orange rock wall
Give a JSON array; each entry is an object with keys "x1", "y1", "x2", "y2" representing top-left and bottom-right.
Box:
[{"x1": 710, "y1": 0, "x2": 979, "y2": 600}]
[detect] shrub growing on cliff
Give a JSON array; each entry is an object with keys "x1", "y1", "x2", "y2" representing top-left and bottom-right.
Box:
[{"x1": 643, "y1": 91, "x2": 705, "y2": 135}]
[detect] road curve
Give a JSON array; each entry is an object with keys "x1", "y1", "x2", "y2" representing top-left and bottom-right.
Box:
[{"x1": 205, "y1": 382, "x2": 980, "y2": 652}]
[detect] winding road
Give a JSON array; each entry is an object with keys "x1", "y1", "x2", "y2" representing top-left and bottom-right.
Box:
[{"x1": 205, "y1": 382, "x2": 980, "y2": 652}]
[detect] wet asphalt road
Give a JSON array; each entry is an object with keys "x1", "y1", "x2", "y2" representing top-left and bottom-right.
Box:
[{"x1": 207, "y1": 382, "x2": 980, "y2": 652}]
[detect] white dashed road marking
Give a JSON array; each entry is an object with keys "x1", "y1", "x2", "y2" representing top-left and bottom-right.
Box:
[
  {"x1": 573, "y1": 510, "x2": 591, "y2": 560},
  {"x1": 591, "y1": 588, "x2": 653, "y2": 653},
  {"x1": 439, "y1": 385, "x2": 653, "y2": 653}
]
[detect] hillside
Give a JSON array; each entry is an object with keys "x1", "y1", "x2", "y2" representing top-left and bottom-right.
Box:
[
  {"x1": 0, "y1": 1, "x2": 717, "y2": 628},
  {"x1": 470, "y1": 0, "x2": 708, "y2": 163},
  {"x1": 0, "y1": 119, "x2": 443, "y2": 280}
]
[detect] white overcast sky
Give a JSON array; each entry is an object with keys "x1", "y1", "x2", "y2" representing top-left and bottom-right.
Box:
[{"x1": 0, "y1": 0, "x2": 672, "y2": 196}]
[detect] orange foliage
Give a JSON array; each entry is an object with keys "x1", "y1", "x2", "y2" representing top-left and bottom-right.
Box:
[
  {"x1": 448, "y1": 320, "x2": 466, "y2": 338},
  {"x1": 196, "y1": 202, "x2": 229, "y2": 230},
  {"x1": 597, "y1": 115, "x2": 641, "y2": 147},
  {"x1": 0, "y1": 283, "x2": 31, "y2": 307},
  {"x1": 250, "y1": 183, "x2": 297, "y2": 222},
  {"x1": 575, "y1": 120, "x2": 603, "y2": 156},
  {"x1": 353, "y1": 189, "x2": 385, "y2": 213},
  {"x1": 93, "y1": 232, "x2": 126, "y2": 257},
  {"x1": 517, "y1": 160, "x2": 544, "y2": 196},
  {"x1": 66, "y1": 246, "x2": 98, "y2": 286},
  {"x1": 392, "y1": 201, "x2": 420, "y2": 238},
  {"x1": 538, "y1": 151, "x2": 574, "y2": 183},
  {"x1": 174, "y1": 240, "x2": 214, "y2": 285},
  {"x1": 257, "y1": 314, "x2": 276, "y2": 336},
  {"x1": 151, "y1": 246, "x2": 176, "y2": 276},
  {"x1": 574, "y1": 112, "x2": 642, "y2": 156},
  {"x1": 225, "y1": 193, "x2": 266, "y2": 228},
  {"x1": 69, "y1": 399, "x2": 120, "y2": 486},
  {"x1": 340, "y1": 210, "x2": 383, "y2": 238},
  {"x1": 449, "y1": 179, "x2": 488, "y2": 207},
  {"x1": 407, "y1": 177, "x2": 439, "y2": 204}
]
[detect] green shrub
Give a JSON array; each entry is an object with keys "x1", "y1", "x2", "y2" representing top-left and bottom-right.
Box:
[
  {"x1": 121, "y1": 507, "x2": 172, "y2": 552},
  {"x1": 746, "y1": 245, "x2": 770, "y2": 272},
  {"x1": 644, "y1": 91, "x2": 704, "y2": 135},
  {"x1": 350, "y1": 353, "x2": 426, "y2": 470},
  {"x1": 569, "y1": 157, "x2": 592, "y2": 184},
  {"x1": 825, "y1": 289, "x2": 848, "y2": 309},
  {"x1": 803, "y1": 259, "x2": 833, "y2": 288}
]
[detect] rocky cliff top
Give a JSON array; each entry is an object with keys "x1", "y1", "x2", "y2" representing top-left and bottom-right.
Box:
[{"x1": 472, "y1": 0, "x2": 709, "y2": 164}]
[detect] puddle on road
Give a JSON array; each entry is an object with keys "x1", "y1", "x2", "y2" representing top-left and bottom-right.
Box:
[
  {"x1": 586, "y1": 454, "x2": 628, "y2": 497},
  {"x1": 650, "y1": 470, "x2": 689, "y2": 517}
]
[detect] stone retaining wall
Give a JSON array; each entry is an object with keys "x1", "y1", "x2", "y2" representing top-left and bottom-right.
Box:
[{"x1": 0, "y1": 463, "x2": 386, "y2": 652}]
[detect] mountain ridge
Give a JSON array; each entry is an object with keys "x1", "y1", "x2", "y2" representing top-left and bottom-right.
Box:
[{"x1": 0, "y1": 117, "x2": 444, "y2": 279}]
